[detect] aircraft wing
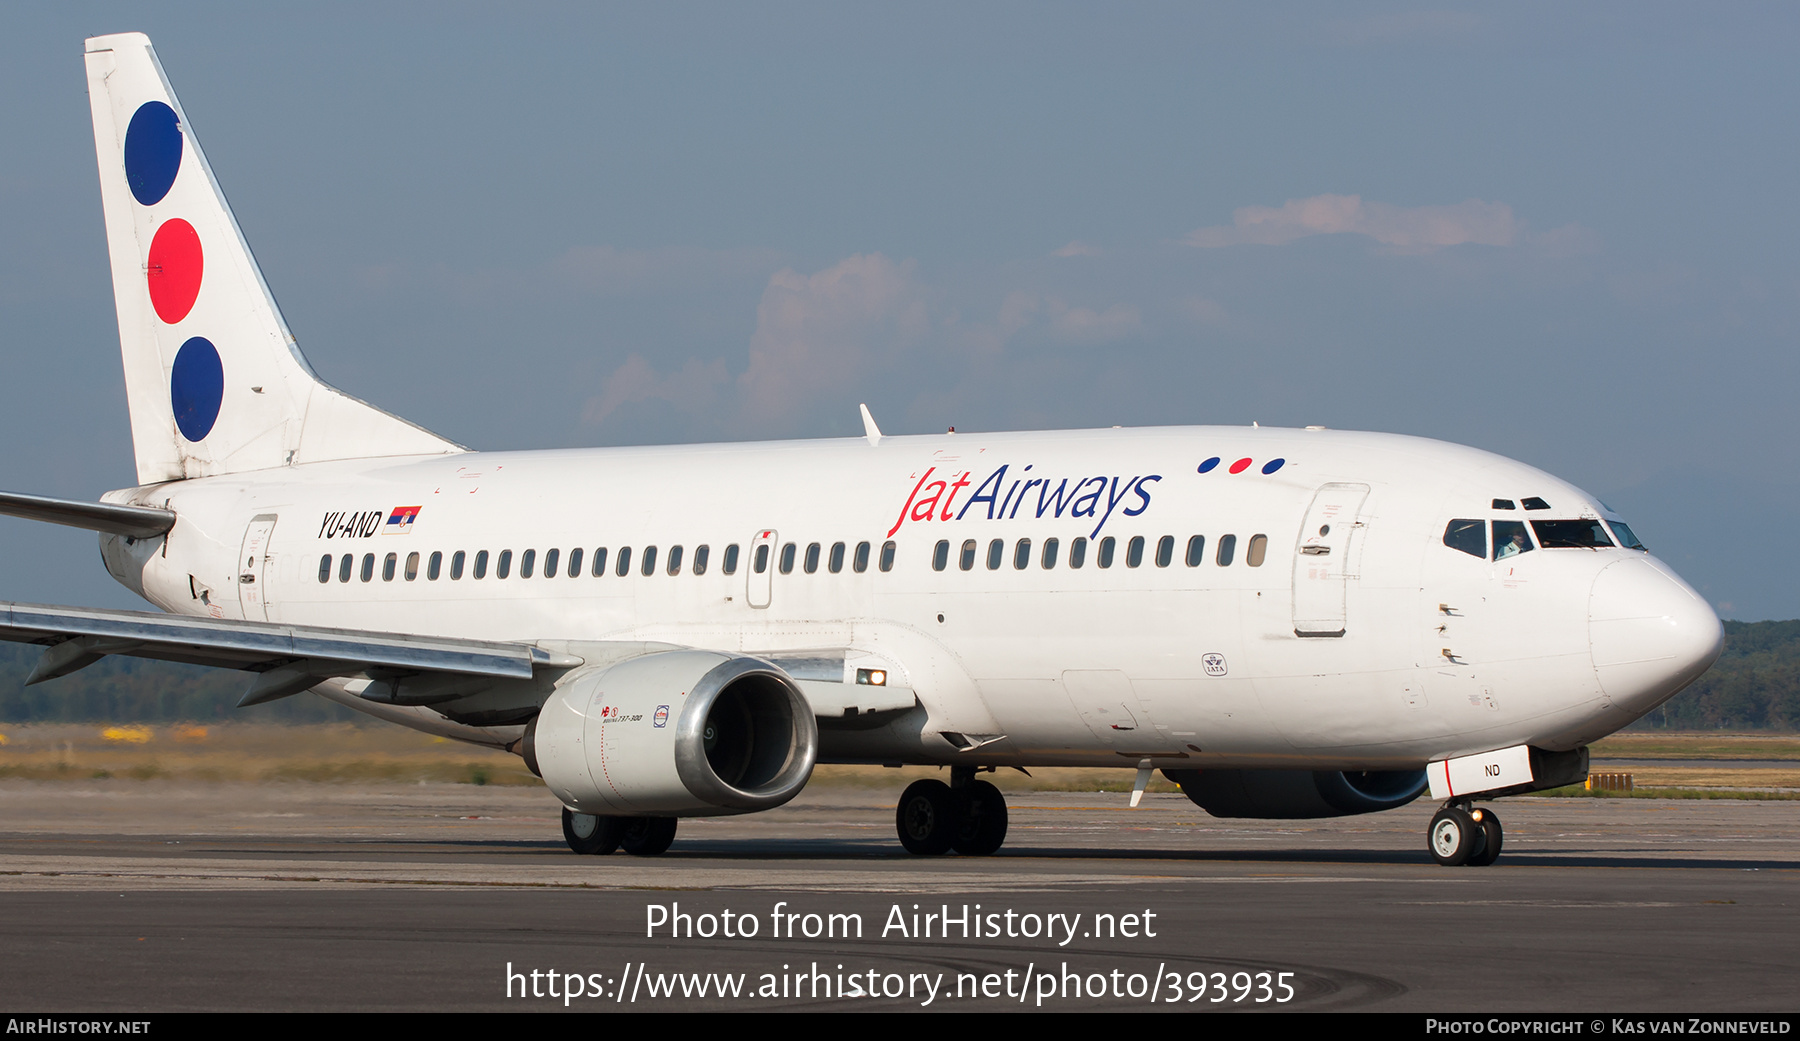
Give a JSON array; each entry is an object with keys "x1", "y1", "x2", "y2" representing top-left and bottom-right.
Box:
[{"x1": 0, "y1": 600, "x2": 575, "y2": 706}]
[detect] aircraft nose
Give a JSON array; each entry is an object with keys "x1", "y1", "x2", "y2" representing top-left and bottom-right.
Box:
[{"x1": 1589, "y1": 556, "x2": 1724, "y2": 715}]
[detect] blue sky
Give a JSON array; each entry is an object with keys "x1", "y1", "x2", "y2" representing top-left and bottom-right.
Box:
[{"x1": 3, "y1": 3, "x2": 1797, "y2": 618}]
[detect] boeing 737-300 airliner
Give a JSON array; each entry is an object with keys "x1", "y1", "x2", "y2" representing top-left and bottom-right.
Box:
[{"x1": 0, "y1": 34, "x2": 1724, "y2": 866}]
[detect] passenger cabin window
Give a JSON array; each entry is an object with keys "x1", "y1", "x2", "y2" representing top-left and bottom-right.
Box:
[
  {"x1": 753, "y1": 544, "x2": 768, "y2": 574},
  {"x1": 1185, "y1": 535, "x2": 1205, "y2": 567},
  {"x1": 804, "y1": 543, "x2": 820, "y2": 574},
  {"x1": 778, "y1": 543, "x2": 795, "y2": 575},
  {"x1": 1126, "y1": 536, "x2": 1144, "y2": 568},
  {"x1": 616, "y1": 547, "x2": 632, "y2": 577},
  {"x1": 1492, "y1": 520, "x2": 1534, "y2": 560},
  {"x1": 1041, "y1": 537, "x2": 1059, "y2": 569},
  {"x1": 1098, "y1": 537, "x2": 1116, "y2": 568},
  {"x1": 497, "y1": 550, "x2": 513, "y2": 579},
  {"x1": 451, "y1": 550, "x2": 466, "y2": 580},
  {"x1": 723, "y1": 544, "x2": 739, "y2": 575},
  {"x1": 567, "y1": 548, "x2": 583, "y2": 577},
  {"x1": 474, "y1": 550, "x2": 489, "y2": 579},
  {"x1": 1607, "y1": 521, "x2": 1645, "y2": 550},
  {"x1": 405, "y1": 552, "x2": 420, "y2": 581},
  {"x1": 1216, "y1": 534, "x2": 1237, "y2": 567},
  {"x1": 1247, "y1": 534, "x2": 1268, "y2": 567},
  {"x1": 959, "y1": 540, "x2": 977, "y2": 571},
  {"x1": 667, "y1": 545, "x2": 683, "y2": 575},
  {"x1": 828, "y1": 542, "x2": 844, "y2": 574},
  {"x1": 880, "y1": 541, "x2": 896, "y2": 572},
  {"x1": 1069, "y1": 537, "x2": 1087, "y2": 569},
  {"x1": 339, "y1": 553, "x2": 353, "y2": 583},
  {"x1": 428, "y1": 551, "x2": 442, "y2": 580},
  {"x1": 1014, "y1": 538, "x2": 1032, "y2": 570},
  {"x1": 641, "y1": 546, "x2": 658, "y2": 576},
  {"x1": 318, "y1": 554, "x2": 331, "y2": 583},
  {"x1": 1443, "y1": 519, "x2": 1487, "y2": 559},
  {"x1": 361, "y1": 553, "x2": 375, "y2": 582},
  {"x1": 1531, "y1": 519, "x2": 1613, "y2": 549},
  {"x1": 693, "y1": 545, "x2": 709, "y2": 575},
  {"x1": 382, "y1": 553, "x2": 397, "y2": 582},
  {"x1": 986, "y1": 539, "x2": 1003, "y2": 570},
  {"x1": 933, "y1": 540, "x2": 950, "y2": 572},
  {"x1": 853, "y1": 541, "x2": 870, "y2": 573},
  {"x1": 543, "y1": 548, "x2": 559, "y2": 578},
  {"x1": 1155, "y1": 535, "x2": 1174, "y2": 568},
  {"x1": 519, "y1": 549, "x2": 535, "y2": 579},
  {"x1": 590, "y1": 547, "x2": 607, "y2": 577}
]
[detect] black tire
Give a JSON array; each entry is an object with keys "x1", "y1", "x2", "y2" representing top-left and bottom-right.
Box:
[
  {"x1": 562, "y1": 807, "x2": 622, "y2": 855},
  {"x1": 620, "y1": 817, "x2": 678, "y2": 856},
  {"x1": 1466, "y1": 808, "x2": 1504, "y2": 867},
  {"x1": 896, "y1": 779, "x2": 958, "y2": 855},
  {"x1": 952, "y1": 779, "x2": 1008, "y2": 856},
  {"x1": 1428, "y1": 806, "x2": 1485, "y2": 866}
]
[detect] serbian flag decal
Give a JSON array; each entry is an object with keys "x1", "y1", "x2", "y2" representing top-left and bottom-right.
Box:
[{"x1": 385, "y1": 506, "x2": 422, "y2": 534}]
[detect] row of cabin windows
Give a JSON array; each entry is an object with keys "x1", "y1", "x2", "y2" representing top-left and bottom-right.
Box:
[
  {"x1": 317, "y1": 540, "x2": 902, "y2": 585},
  {"x1": 930, "y1": 533, "x2": 1268, "y2": 572}
]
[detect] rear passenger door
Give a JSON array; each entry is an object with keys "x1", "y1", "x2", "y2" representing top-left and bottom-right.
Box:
[{"x1": 747, "y1": 529, "x2": 777, "y2": 608}]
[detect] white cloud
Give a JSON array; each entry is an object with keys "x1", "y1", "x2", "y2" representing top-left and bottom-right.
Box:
[
  {"x1": 1051, "y1": 240, "x2": 1102, "y2": 258},
  {"x1": 1184, "y1": 194, "x2": 1517, "y2": 253},
  {"x1": 581, "y1": 354, "x2": 729, "y2": 427}
]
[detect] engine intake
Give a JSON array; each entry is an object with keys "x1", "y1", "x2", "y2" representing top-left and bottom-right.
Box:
[
  {"x1": 531, "y1": 651, "x2": 817, "y2": 816},
  {"x1": 1163, "y1": 768, "x2": 1427, "y2": 819}
]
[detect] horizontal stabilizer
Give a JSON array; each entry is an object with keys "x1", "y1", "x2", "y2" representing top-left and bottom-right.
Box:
[{"x1": 0, "y1": 489, "x2": 175, "y2": 539}]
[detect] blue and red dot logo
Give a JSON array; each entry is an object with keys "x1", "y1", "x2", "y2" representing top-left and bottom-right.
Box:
[
  {"x1": 126, "y1": 100, "x2": 222, "y2": 443},
  {"x1": 1199, "y1": 456, "x2": 1285, "y2": 475}
]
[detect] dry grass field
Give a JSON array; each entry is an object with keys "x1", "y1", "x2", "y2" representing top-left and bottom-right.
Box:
[{"x1": 0, "y1": 723, "x2": 1792, "y2": 795}]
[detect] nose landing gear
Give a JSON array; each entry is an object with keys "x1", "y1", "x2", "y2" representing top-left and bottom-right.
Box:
[
  {"x1": 1428, "y1": 803, "x2": 1503, "y2": 866},
  {"x1": 896, "y1": 767, "x2": 1010, "y2": 855}
]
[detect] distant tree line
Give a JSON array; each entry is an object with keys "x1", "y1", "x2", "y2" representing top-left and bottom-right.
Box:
[
  {"x1": 1636, "y1": 620, "x2": 1800, "y2": 730},
  {"x1": 0, "y1": 644, "x2": 356, "y2": 723},
  {"x1": 0, "y1": 620, "x2": 1795, "y2": 729}
]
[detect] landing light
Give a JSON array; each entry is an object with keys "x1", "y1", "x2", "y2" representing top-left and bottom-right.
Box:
[{"x1": 856, "y1": 669, "x2": 887, "y2": 686}]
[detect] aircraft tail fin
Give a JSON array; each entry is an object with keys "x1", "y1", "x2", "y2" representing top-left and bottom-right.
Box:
[{"x1": 84, "y1": 33, "x2": 462, "y2": 485}]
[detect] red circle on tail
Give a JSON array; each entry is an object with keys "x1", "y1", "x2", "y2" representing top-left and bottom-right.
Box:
[{"x1": 147, "y1": 218, "x2": 203, "y2": 324}]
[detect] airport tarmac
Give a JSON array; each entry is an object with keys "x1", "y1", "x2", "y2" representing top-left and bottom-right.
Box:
[{"x1": 0, "y1": 780, "x2": 1793, "y2": 1012}]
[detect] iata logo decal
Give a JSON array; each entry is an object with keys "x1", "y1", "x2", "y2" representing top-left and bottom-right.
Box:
[{"x1": 888, "y1": 464, "x2": 1162, "y2": 540}]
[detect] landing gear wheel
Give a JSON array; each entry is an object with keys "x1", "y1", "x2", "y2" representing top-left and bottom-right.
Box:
[
  {"x1": 896, "y1": 779, "x2": 958, "y2": 855},
  {"x1": 1466, "y1": 807, "x2": 1503, "y2": 867},
  {"x1": 952, "y1": 780, "x2": 1008, "y2": 856},
  {"x1": 1428, "y1": 806, "x2": 1487, "y2": 866},
  {"x1": 620, "y1": 817, "x2": 678, "y2": 856},
  {"x1": 562, "y1": 808, "x2": 622, "y2": 856}
]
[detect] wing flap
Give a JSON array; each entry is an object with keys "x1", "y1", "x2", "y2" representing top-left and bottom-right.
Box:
[{"x1": 0, "y1": 601, "x2": 545, "y2": 685}]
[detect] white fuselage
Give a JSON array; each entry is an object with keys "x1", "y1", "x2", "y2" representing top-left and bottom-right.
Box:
[{"x1": 98, "y1": 424, "x2": 1721, "y2": 771}]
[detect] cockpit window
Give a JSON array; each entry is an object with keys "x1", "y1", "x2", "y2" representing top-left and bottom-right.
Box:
[
  {"x1": 1522, "y1": 496, "x2": 1551, "y2": 511},
  {"x1": 1491, "y1": 499, "x2": 1515, "y2": 510},
  {"x1": 1493, "y1": 520, "x2": 1534, "y2": 560},
  {"x1": 1443, "y1": 519, "x2": 1486, "y2": 559},
  {"x1": 1530, "y1": 519, "x2": 1613, "y2": 549},
  {"x1": 1607, "y1": 520, "x2": 1645, "y2": 550}
]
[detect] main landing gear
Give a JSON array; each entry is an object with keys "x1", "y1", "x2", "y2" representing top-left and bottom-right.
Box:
[
  {"x1": 1428, "y1": 802, "x2": 1503, "y2": 867},
  {"x1": 896, "y1": 766, "x2": 1009, "y2": 856},
  {"x1": 562, "y1": 807, "x2": 678, "y2": 856}
]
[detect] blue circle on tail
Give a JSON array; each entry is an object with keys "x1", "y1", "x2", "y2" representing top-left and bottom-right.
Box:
[
  {"x1": 170, "y1": 337, "x2": 223, "y2": 441},
  {"x1": 125, "y1": 102, "x2": 183, "y2": 205}
]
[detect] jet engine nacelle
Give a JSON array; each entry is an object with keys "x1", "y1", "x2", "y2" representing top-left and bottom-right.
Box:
[
  {"x1": 1164, "y1": 768, "x2": 1427, "y2": 819},
  {"x1": 530, "y1": 651, "x2": 818, "y2": 817}
]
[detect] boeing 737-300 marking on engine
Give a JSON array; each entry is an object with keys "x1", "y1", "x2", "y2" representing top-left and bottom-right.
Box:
[{"x1": 0, "y1": 33, "x2": 1724, "y2": 866}]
